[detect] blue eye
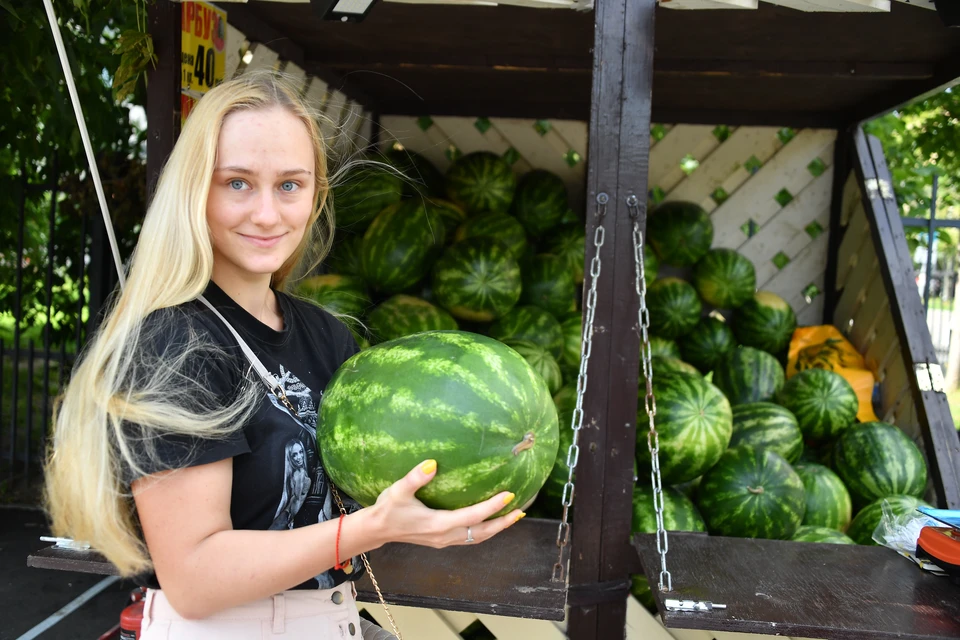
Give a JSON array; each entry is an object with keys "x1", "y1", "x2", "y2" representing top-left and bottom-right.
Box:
[
  {"x1": 229, "y1": 179, "x2": 247, "y2": 190},
  {"x1": 280, "y1": 181, "x2": 299, "y2": 193}
]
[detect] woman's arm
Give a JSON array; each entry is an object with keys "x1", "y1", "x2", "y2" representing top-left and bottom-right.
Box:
[{"x1": 133, "y1": 457, "x2": 520, "y2": 619}]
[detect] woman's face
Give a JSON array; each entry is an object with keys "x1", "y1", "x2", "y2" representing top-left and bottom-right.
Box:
[
  {"x1": 292, "y1": 442, "x2": 305, "y2": 467},
  {"x1": 206, "y1": 106, "x2": 316, "y2": 284}
]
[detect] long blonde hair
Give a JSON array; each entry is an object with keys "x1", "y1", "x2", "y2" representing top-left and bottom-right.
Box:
[{"x1": 43, "y1": 70, "x2": 336, "y2": 576}]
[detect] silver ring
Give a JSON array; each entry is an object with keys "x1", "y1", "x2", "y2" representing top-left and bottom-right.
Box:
[{"x1": 466, "y1": 526, "x2": 474, "y2": 543}]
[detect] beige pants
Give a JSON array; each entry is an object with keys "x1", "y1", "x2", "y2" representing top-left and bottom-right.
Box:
[{"x1": 139, "y1": 581, "x2": 363, "y2": 639}]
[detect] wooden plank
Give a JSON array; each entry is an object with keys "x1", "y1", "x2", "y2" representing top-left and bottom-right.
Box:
[
  {"x1": 658, "y1": 128, "x2": 724, "y2": 196},
  {"x1": 364, "y1": 605, "x2": 464, "y2": 640},
  {"x1": 550, "y1": 119, "x2": 589, "y2": 161},
  {"x1": 492, "y1": 118, "x2": 583, "y2": 187},
  {"x1": 759, "y1": 232, "x2": 829, "y2": 312},
  {"x1": 434, "y1": 116, "x2": 503, "y2": 158},
  {"x1": 303, "y1": 77, "x2": 329, "y2": 115},
  {"x1": 477, "y1": 612, "x2": 571, "y2": 640},
  {"x1": 895, "y1": 395, "x2": 921, "y2": 442},
  {"x1": 835, "y1": 201, "x2": 871, "y2": 289},
  {"x1": 280, "y1": 61, "x2": 308, "y2": 92},
  {"x1": 635, "y1": 532, "x2": 960, "y2": 640},
  {"x1": 378, "y1": 116, "x2": 451, "y2": 171},
  {"x1": 624, "y1": 596, "x2": 677, "y2": 640},
  {"x1": 146, "y1": 0, "x2": 181, "y2": 200},
  {"x1": 881, "y1": 356, "x2": 910, "y2": 419},
  {"x1": 864, "y1": 314, "x2": 900, "y2": 376},
  {"x1": 833, "y1": 248, "x2": 877, "y2": 333},
  {"x1": 841, "y1": 171, "x2": 861, "y2": 227},
  {"x1": 892, "y1": 0, "x2": 936, "y2": 8},
  {"x1": 647, "y1": 125, "x2": 716, "y2": 194},
  {"x1": 849, "y1": 273, "x2": 889, "y2": 353},
  {"x1": 479, "y1": 120, "x2": 536, "y2": 174},
  {"x1": 763, "y1": 0, "x2": 890, "y2": 11},
  {"x1": 244, "y1": 42, "x2": 280, "y2": 73},
  {"x1": 823, "y1": 131, "x2": 852, "y2": 326},
  {"x1": 666, "y1": 629, "x2": 720, "y2": 640},
  {"x1": 357, "y1": 110, "x2": 375, "y2": 153},
  {"x1": 224, "y1": 24, "x2": 247, "y2": 79}
]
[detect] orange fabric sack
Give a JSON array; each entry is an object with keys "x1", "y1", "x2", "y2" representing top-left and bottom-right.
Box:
[{"x1": 786, "y1": 325, "x2": 879, "y2": 423}]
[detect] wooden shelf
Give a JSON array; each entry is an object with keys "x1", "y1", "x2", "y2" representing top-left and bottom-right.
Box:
[{"x1": 634, "y1": 531, "x2": 960, "y2": 640}]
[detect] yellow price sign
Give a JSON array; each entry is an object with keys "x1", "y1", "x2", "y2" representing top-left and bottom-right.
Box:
[{"x1": 181, "y1": 1, "x2": 227, "y2": 122}]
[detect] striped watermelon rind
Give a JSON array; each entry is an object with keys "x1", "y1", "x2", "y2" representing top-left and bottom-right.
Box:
[
  {"x1": 647, "y1": 278, "x2": 703, "y2": 339},
  {"x1": 696, "y1": 445, "x2": 807, "y2": 539},
  {"x1": 794, "y1": 462, "x2": 853, "y2": 532},
  {"x1": 511, "y1": 169, "x2": 569, "y2": 235},
  {"x1": 791, "y1": 525, "x2": 855, "y2": 545},
  {"x1": 360, "y1": 201, "x2": 437, "y2": 293},
  {"x1": 693, "y1": 248, "x2": 757, "y2": 309},
  {"x1": 832, "y1": 422, "x2": 929, "y2": 508},
  {"x1": 730, "y1": 402, "x2": 804, "y2": 464},
  {"x1": 431, "y1": 237, "x2": 522, "y2": 322},
  {"x1": 644, "y1": 245, "x2": 659, "y2": 286},
  {"x1": 777, "y1": 368, "x2": 858, "y2": 444},
  {"x1": 332, "y1": 164, "x2": 405, "y2": 230},
  {"x1": 632, "y1": 484, "x2": 707, "y2": 534},
  {"x1": 365, "y1": 295, "x2": 458, "y2": 345},
  {"x1": 503, "y1": 340, "x2": 564, "y2": 396},
  {"x1": 325, "y1": 234, "x2": 365, "y2": 277},
  {"x1": 317, "y1": 330, "x2": 559, "y2": 518},
  {"x1": 520, "y1": 254, "x2": 577, "y2": 318},
  {"x1": 488, "y1": 305, "x2": 564, "y2": 360},
  {"x1": 635, "y1": 371, "x2": 733, "y2": 486},
  {"x1": 454, "y1": 211, "x2": 528, "y2": 260},
  {"x1": 680, "y1": 317, "x2": 737, "y2": 374},
  {"x1": 560, "y1": 314, "x2": 582, "y2": 370},
  {"x1": 445, "y1": 151, "x2": 517, "y2": 215},
  {"x1": 545, "y1": 225, "x2": 586, "y2": 284},
  {"x1": 424, "y1": 199, "x2": 469, "y2": 245},
  {"x1": 383, "y1": 148, "x2": 446, "y2": 198},
  {"x1": 847, "y1": 495, "x2": 929, "y2": 545},
  {"x1": 640, "y1": 356, "x2": 700, "y2": 387},
  {"x1": 733, "y1": 291, "x2": 798, "y2": 356},
  {"x1": 712, "y1": 346, "x2": 786, "y2": 406},
  {"x1": 648, "y1": 201, "x2": 714, "y2": 267},
  {"x1": 648, "y1": 336, "x2": 681, "y2": 360},
  {"x1": 296, "y1": 274, "x2": 370, "y2": 319}
]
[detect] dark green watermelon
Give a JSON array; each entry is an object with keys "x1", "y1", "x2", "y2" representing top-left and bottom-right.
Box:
[
  {"x1": 648, "y1": 336, "x2": 681, "y2": 360},
  {"x1": 777, "y1": 368, "x2": 858, "y2": 444},
  {"x1": 791, "y1": 525, "x2": 855, "y2": 545},
  {"x1": 832, "y1": 422, "x2": 929, "y2": 508},
  {"x1": 794, "y1": 462, "x2": 852, "y2": 532},
  {"x1": 445, "y1": 151, "x2": 517, "y2": 215},
  {"x1": 847, "y1": 495, "x2": 929, "y2": 545},
  {"x1": 296, "y1": 274, "x2": 370, "y2": 319},
  {"x1": 545, "y1": 225, "x2": 586, "y2": 284},
  {"x1": 325, "y1": 234, "x2": 364, "y2": 277},
  {"x1": 712, "y1": 347, "x2": 785, "y2": 406},
  {"x1": 511, "y1": 170, "x2": 568, "y2": 235},
  {"x1": 635, "y1": 371, "x2": 733, "y2": 485},
  {"x1": 693, "y1": 248, "x2": 757, "y2": 309},
  {"x1": 366, "y1": 295, "x2": 458, "y2": 344},
  {"x1": 520, "y1": 254, "x2": 577, "y2": 318},
  {"x1": 648, "y1": 201, "x2": 714, "y2": 267},
  {"x1": 644, "y1": 244, "x2": 659, "y2": 286},
  {"x1": 640, "y1": 356, "x2": 700, "y2": 387},
  {"x1": 503, "y1": 340, "x2": 563, "y2": 395},
  {"x1": 730, "y1": 402, "x2": 803, "y2": 464},
  {"x1": 647, "y1": 278, "x2": 702, "y2": 339},
  {"x1": 537, "y1": 394, "x2": 575, "y2": 519},
  {"x1": 333, "y1": 164, "x2": 404, "y2": 229},
  {"x1": 382, "y1": 148, "x2": 446, "y2": 197},
  {"x1": 733, "y1": 291, "x2": 798, "y2": 356},
  {"x1": 632, "y1": 484, "x2": 707, "y2": 534},
  {"x1": 488, "y1": 305, "x2": 563, "y2": 359},
  {"x1": 680, "y1": 317, "x2": 737, "y2": 374},
  {"x1": 424, "y1": 199, "x2": 468, "y2": 244},
  {"x1": 454, "y1": 211, "x2": 528, "y2": 260},
  {"x1": 431, "y1": 237, "x2": 522, "y2": 322},
  {"x1": 559, "y1": 313, "x2": 582, "y2": 370},
  {"x1": 696, "y1": 445, "x2": 806, "y2": 539},
  {"x1": 361, "y1": 201, "x2": 437, "y2": 293}
]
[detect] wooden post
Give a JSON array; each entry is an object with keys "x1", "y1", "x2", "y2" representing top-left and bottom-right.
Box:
[
  {"x1": 567, "y1": 0, "x2": 655, "y2": 638},
  {"x1": 146, "y1": 1, "x2": 182, "y2": 200}
]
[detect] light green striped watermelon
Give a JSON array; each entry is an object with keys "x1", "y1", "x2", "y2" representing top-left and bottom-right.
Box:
[
  {"x1": 680, "y1": 317, "x2": 737, "y2": 374},
  {"x1": 712, "y1": 347, "x2": 786, "y2": 406},
  {"x1": 454, "y1": 211, "x2": 527, "y2": 259},
  {"x1": 383, "y1": 148, "x2": 446, "y2": 198},
  {"x1": 733, "y1": 291, "x2": 798, "y2": 356},
  {"x1": 791, "y1": 525, "x2": 855, "y2": 545},
  {"x1": 545, "y1": 225, "x2": 586, "y2": 284},
  {"x1": 794, "y1": 463, "x2": 852, "y2": 532},
  {"x1": 644, "y1": 245, "x2": 659, "y2": 286},
  {"x1": 361, "y1": 201, "x2": 437, "y2": 293},
  {"x1": 693, "y1": 248, "x2": 757, "y2": 309},
  {"x1": 648, "y1": 336, "x2": 681, "y2": 360},
  {"x1": 503, "y1": 340, "x2": 563, "y2": 395},
  {"x1": 296, "y1": 274, "x2": 370, "y2": 320},
  {"x1": 647, "y1": 278, "x2": 702, "y2": 339},
  {"x1": 559, "y1": 314, "x2": 582, "y2": 370},
  {"x1": 696, "y1": 445, "x2": 806, "y2": 539},
  {"x1": 832, "y1": 422, "x2": 928, "y2": 508},
  {"x1": 640, "y1": 356, "x2": 700, "y2": 387},
  {"x1": 520, "y1": 254, "x2": 577, "y2": 318},
  {"x1": 776, "y1": 369, "x2": 858, "y2": 444},
  {"x1": 445, "y1": 151, "x2": 517, "y2": 215},
  {"x1": 648, "y1": 201, "x2": 714, "y2": 267},
  {"x1": 365, "y1": 295, "x2": 458, "y2": 345},
  {"x1": 847, "y1": 495, "x2": 929, "y2": 545},
  {"x1": 424, "y1": 199, "x2": 468, "y2": 244},
  {"x1": 317, "y1": 330, "x2": 559, "y2": 517},
  {"x1": 488, "y1": 305, "x2": 563, "y2": 360},
  {"x1": 511, "y1": 170, "x2": 568, "y2": 235},
  {"x1": 333, "y1": 164, "x2": 404, "y2": 229},
  {"x1": 431, "y1": 238, "x2": 522, "y2": 322},
  {"x1": 730, "y1": 402, "x2": 803, "y2": 464},
  {"x1": 325, "y1": 234, "x2": 364, "y2": 277},
  {"x1": 635, "y1": 371, "x2": 733, "y2": 485}
]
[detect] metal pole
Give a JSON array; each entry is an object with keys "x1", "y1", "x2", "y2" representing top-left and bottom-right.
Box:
[{"x1": 923, "y1": 173, "x2": 937, "y2": 311}]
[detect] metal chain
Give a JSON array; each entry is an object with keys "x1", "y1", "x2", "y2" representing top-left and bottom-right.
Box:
[
  {"x1": 552, "y1": 192, "x2": 607, "y2": 583},
  {"x1": 628, "y1": 194, "x2": 672, "y2": 594}
]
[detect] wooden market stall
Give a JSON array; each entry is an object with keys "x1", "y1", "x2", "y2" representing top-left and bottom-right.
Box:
[{"x1": 28, "y1": 0, "x2": 960, "y2": 639}]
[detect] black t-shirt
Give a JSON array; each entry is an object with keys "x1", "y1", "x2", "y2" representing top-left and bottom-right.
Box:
[{"x1": 126, "y1": 280, "x2": 365, "y2": 590}]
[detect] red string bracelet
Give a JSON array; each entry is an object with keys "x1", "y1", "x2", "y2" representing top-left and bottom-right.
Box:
[{"x1": 334, "y1": 513, "x2": 346, "y2": 570}]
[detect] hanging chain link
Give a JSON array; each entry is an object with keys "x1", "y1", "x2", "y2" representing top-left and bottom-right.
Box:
[
  {"x1": 553, "y1": 192, "x2": 607, "y2": 583},
  {"x1": 628, "y1": 193, "x2": 672, "y2": 594}
]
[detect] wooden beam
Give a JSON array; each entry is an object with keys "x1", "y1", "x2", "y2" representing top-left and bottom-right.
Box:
[
  {"x1": 651, "y1": 107, "x2": 845, "y2": 128},
  {"x1": 146, "y1": 1, "x2": 181, "y2": 199},
  {"x1": 822, "y1": 126, "x2": 854, "y2": 324},
  {"x1": 657, "y1": 0, "x2": 759, "y2": 8},
  {"x1": 762, "y1": 0, "x2": 890, "y2": 11},
  {"x1": 849, "y1": 54, "x2": 960, "y2": 123}
]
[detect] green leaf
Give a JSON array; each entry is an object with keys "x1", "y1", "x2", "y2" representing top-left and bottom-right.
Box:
[{"x1": 0, "y1": 0, "x2": 23, "y2": 21}]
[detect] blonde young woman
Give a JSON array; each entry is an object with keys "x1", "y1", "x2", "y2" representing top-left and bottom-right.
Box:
[{"x1": 43, "y1": 71, "x2": 524, "y2": 638}]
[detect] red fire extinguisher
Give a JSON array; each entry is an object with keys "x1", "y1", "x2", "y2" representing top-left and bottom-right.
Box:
[{"x1": 119, "y1": 587, "x2": 148, "y2": 639}]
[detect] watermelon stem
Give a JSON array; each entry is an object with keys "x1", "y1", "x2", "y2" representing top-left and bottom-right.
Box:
[
  {"x1": 747, "y1": 486, "x2": 765, "y2": 495},
  {"x1": 512, "y1": 432, "x2": 536, "y2": 456}
]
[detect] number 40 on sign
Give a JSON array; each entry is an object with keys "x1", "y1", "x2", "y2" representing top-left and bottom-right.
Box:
[{"x1": 181, "y1": 1, "x2": 227, "y2": 93}]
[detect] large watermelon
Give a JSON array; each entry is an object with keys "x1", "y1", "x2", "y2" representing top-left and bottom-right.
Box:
[
  {"x1": 794, "y1": 463, "x2": 852, "y2": 532},
  {"x1": 445, "y1": 151, "x2": 517, "y2": 215},
  {"x1": 325, "y1": 234, "x2": 364, "y2": 277},
  {"x1": 640, "y1": 356, "x2": 700, "y2": 387},
  {"x1": 693, "y1": 248, "x2": 757, "y2": 309},
  {"x1": 635, "y1": 372, "x2": 733, "y2": 485},
  {"x1": 317, "y1": 331, "x2": 559, "y2": 517},
  {"x1": 847, "y1": 495, "x2": 929, "y2": 545},
  {"x1": 648, "y1": 336, "x2": 681, "y2": 360},
  {"x1": 432, "y1": 237, "x2": 522, "y2": 322},
  {"x1": 366, "y1": 295, "x2": 458, "y2": 345},
  {"x1": 520, "y1": 254, "x2": 577, "y2": 318},
  {"x1": 648, "y1": 201, "x2": 714, "y2": 267},
  {"x1": 696, "y1": 445, "x2": 806, "y2": 539},
  {"x1": 488, "y1": 305, "x2": 563, "y2": 359},
  {"x1": 832, "y1": 422, "x2": 928, "y2": 508},
  {"x1": 791, "y1": 526, "x2": 855, "y2": 545},
  {"x1": 559, "y1": 313, "x2": 582, "y2": 370},
  {"x1": 454, "y1": 211, "x2": 527, "y2": 260},
  {"x1": 776, "y1": 368, "x2": 858, "y2": 444},
  {"x1": 647, "y1": 278, "x2": 702, "y2": 339},
  {"x1": 333, "y1": 164, "x2": 404, "y2": 229},
  {"x1": 643, "y1": 245, "x2": 659, "y2": 286},
  {"x1": 680, "y1": 317, "x2": 736, "y2": 374},
  {"x1": 511, "y1": 170, "x2": 568, "y2": 235},
  {"x1": 424, "y1": 199, "x2": 468, "y2": 244},
  {"x1": 545, "y1": 225, "x2": 586, "y2": 284},
  {"x1": 730, "y1": 402, "x2": 803, "y2": 464},
  {"x1": 296, "y1": 274, "x2": 370, "y2": 320},
  {"x1": 503, "y1": 340, "x2": 563, "y2": 396},
  {"x1": 383, "y1": 148, "x2": 445, "y2": 198},
  {"x1": 537, "y1": 401, "x2": 575, "y2": 518},
  {"x1": 712, "y1": 347, "x2": 785, "y2": 406},
  {"x1": 361, "y1": 201, "x2": 436, "y2": 293},
  {"x1": 733, "y1": 291, "x2": 797, "y2": 356}
]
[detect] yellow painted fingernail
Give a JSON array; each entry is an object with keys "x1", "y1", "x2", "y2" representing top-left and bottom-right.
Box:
[
  {"x1": 421, "y1": 459, "x2": 437, "y2": 475},
  {"x1": 503, "y1": 492, "x2": 516, "y2": 505},
  {"x1": 515, "y1": 512, "x2": 526, "y2": 523}
]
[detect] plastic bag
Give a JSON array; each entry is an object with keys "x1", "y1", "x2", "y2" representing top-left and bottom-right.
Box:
[
  {"x1": 786, "y1": 325, "x2": 879, "y2": 423},
  {"x1": 873, "y1": 500, "x2": 946, "y2": 574}
]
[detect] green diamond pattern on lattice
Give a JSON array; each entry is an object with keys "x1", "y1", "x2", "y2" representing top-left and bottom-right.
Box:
[
  {"x1": 807, "y1": 157, "x2": 826, "y2": 177},
  {"x1": 802, "y1": 283, "x2": 822, "y2": 303},
  {"x1": 680, "y1": 154, "x2": 700, "y2": 176},
  {"x1": 502, "y1": 147, "x2": 521, "y2": 166},
  {"x1": 744, "y1": 155, "x2": 763, "y2": 174},
  {"x1": 773, "y1": 251, "x2": 791, "y2": 270},
  {"x1": 713, "y1": 125, "x2": 732, "y2": 142},
  {"x1": 805, "y1": 220, "x2": 824, "y2": 240},
  {"x1": 534, "y1": 119, "x2": 552, "y2": 136},
  {"x1": 775, "y1": 188, "x2": 794, "y2": 207},
  {"x1": 446, "y1": 145, "x2": 462, "y2": 163},
  {"x1": 564, "y1": 149, "x2": 582, "y2": 167},
  {"x1": 651, "y1": 124, "x2": 667, "y2": 142},
  {"x1": 777, "y1": 127, "x2": 797, "y2": 145},
  {"x1": 650, "y1": 186, "x2": 666, "y2": 205},
  {"x1": 711, "y1": 186, "x2": 729, "y2": 205},
  {"x1": 417, "y1": 116, "x2": 434, "y2": 131},
  {"x1": 740, "y1": 219, "x2": 759, "y2": 238},
  {"x1": 474, "y1": 117, "x2": 492, "y2": 134}
]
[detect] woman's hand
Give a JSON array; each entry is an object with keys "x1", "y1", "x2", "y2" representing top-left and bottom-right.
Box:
[{"x1": 366, "y1": 459, "x2": 524, "y2": 550}]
